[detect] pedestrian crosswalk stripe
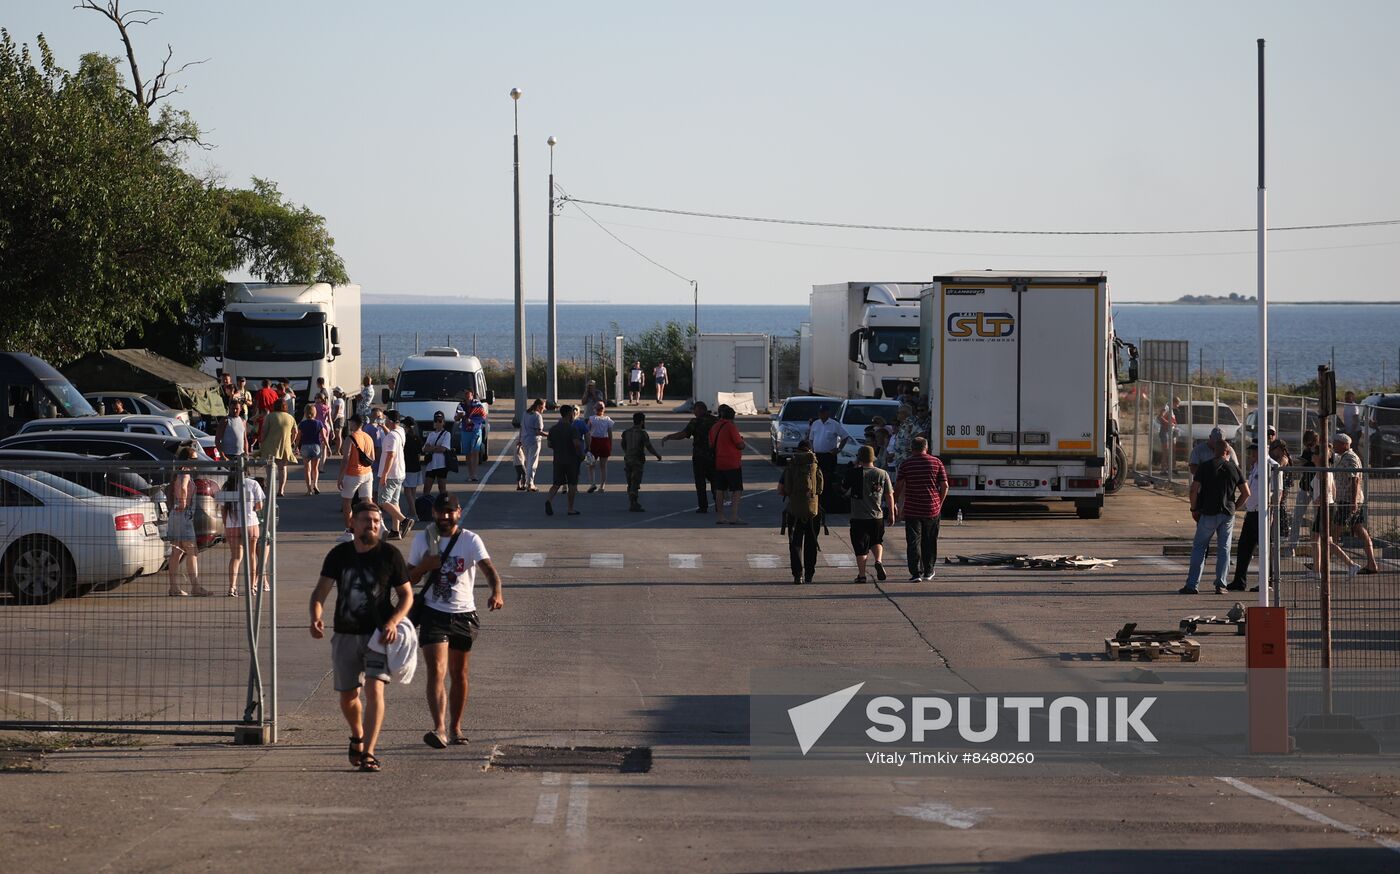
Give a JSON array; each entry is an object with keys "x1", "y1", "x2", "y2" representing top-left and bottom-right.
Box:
[
  {"x1": 590, "y1": 553, "x2": 624, "y2": 568},
  {"x1": 747, "y1": 554, "x2": 781, "y2": 569},
  {"x1": 669, "y1": 554, "x2": 702, "y2": 569},
  {"x1": 511, "y1": 553, "x2": 546, "y2": 568},
  {"x1": 823, "y1": 553, "x2": 856, "y2": 568}
]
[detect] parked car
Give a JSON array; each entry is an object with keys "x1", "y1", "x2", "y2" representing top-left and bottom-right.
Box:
[
  {"x1": 0, "y1": 468, "x2": 165, "y2": 604},
  {"x1": 1152, "y1": 402, "x2": 1242, "y2": 465},
  {"x1": 1358, "y1": 393, "x2": 1400, "y2": 468},
  {"x1": 19, "y1": 415, "x2": 220, "y2": 459},
  {"x1": 768, "y1": 396, "x2": 838, "y2": 465},
  {"x1": 0, "y1": 352, "x2": 97, "y2": 438},
  {"x1": 834, "y1": 398, "x2": 902, "y2": 467},
  {"x1": 391, "y1": 348, "x2": 494, "y2": 463},
  {"x1": 1244, "y1": 406, "x2": 1321, "y2": 455},
  {"x1": 0, "y1": 449, "x2": 169, "y2": 526},
  {"x1": 82, "y1": 392, "x2": 189, "y2": 423},
  {"x1": 0, "y1": 431, "x2": 223, "y2": 546}
]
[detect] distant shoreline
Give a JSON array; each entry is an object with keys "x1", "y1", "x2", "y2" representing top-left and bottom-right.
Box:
[{"x1": 1116, "y1": 300, "x2": 1400, "y2": 306}]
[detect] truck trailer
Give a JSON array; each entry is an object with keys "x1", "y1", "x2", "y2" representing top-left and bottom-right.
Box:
[
  {"x1": 918, "y1": 271, "x2": 1136, "y2": 519},
  {"x1": 807, "y1": 282, "x2": 924, "y2": 399},
  {"x1": 207, "y1": 282, "x2": 362, "y2": 396}
]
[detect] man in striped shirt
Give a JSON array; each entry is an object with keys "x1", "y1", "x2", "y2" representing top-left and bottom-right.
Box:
[{"x1": 894, "y1": 436, "x2": 949, "y2": 581}]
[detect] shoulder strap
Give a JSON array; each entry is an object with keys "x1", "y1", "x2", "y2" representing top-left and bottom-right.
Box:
[{"x1": 418, "y1": 531, "x2": 463, "y2": 599}]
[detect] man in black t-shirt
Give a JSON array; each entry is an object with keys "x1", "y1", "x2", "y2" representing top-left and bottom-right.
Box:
[
  {"x1": 1180, "y1": 428, "x2": 1250, "y2": 595},
  {"x1": 661, "y1": 401, "x2": 718, "y2": 513},
  {"x1": 310, "y1": 501, "x2": 412, "y2": 772},
  {"x1": 544, "y1": 405, "x2": 584, "y2": 517}
]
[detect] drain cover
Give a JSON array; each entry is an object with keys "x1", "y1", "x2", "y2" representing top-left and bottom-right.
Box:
[{"x1": 487, "y1": 745, "x2": 651, "y2": 774}]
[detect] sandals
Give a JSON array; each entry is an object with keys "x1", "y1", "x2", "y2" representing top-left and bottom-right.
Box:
[
  {"x1": 358, "y1": 753, "x2": 382, "y2": 773},
  {"x1": 348, "y1": 736, "x2": 364, "y2": 767},
  {"x1": 449, "y1": 732, "x2": 469, "y2": 745},
  {"x1": 853, "y1": 575, "x2": 869, "y2": 584},
  {"x1": 423, "y1": 731, "x2": 447, "y2": 749}
]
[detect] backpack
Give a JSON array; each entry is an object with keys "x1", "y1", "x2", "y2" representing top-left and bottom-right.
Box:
[
  {"x1": 786, "y1": 457, "x2": 820, "y2": 521},
  {"x1": 354, "y1": 432, "x2": 375, "y2": 469}
]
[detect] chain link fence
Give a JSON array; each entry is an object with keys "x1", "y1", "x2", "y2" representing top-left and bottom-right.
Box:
[{"x1": 0, "y1": 458, "x2": 276, "y2": 738}]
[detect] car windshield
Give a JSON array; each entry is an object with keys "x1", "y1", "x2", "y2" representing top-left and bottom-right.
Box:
[
  {"x1": 841, "y1": 403, "x2": 897, "y2": 426},
  {"x1": 15, "y1": 469, "x2": 103, "y2": 500},
  {"x1": 177, "y1": 424, "x2": 210, "y2": 440},
  {"x1": 41, "y1": 379, "x2": 97, "y2": 417},
  {"x1": 141, "y1": 396, "x2": 173, "y2": 411},
  {"x1": 868, "y1": 327, "x2": 920, "y2": 365},
  {"x1": 1373, "y1": 407, "x2": 1400, "y2": 428},
  {"x1": 395, "y1": 370, "x2": 478, "y2": 402},
  {"x1": 780, "y1": 400, "x2": 832, "y2": 422},
  {"x1": 225, "y1": 311, "x2": 327, "y2": 362},
  {"x1": 1181, "y1": 404, "x2": 1239, "y2": 425}
]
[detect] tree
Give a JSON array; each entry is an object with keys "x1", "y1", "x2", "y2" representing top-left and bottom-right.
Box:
[
  {"x1": 617, "y1": 320, "x2": 696, "y2": 396},
  {"x1": 223, "y1": 178, "x2": 349, "y2": 285},
  {"x1": 0, "y1": 32, "x2": 227, "y2": 361}
]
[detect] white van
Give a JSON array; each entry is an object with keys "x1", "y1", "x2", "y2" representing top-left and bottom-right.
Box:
[{"x1": 391, "y1": 348, "x2": 494, "y2": 462}]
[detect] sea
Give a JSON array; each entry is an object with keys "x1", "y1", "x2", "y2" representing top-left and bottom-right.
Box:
[{"x1": 361, "y1": 302, "x2": 1400, "y2": 389}]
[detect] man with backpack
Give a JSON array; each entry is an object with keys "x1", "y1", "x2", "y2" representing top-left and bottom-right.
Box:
[
  {"x1": 778, "y1": 440, "x2": 824, "y2": 584},
  {"x1": 337, "y1": 414, "x2": 377, "y2": 542},
  {"x1": 847, "y1": 445, "x2": 895, "y2": 583}
]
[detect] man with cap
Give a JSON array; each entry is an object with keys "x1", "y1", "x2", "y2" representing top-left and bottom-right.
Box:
[
  {"x1": 1331, "y1": 432, "x2": 1380, "y2": 574},
  {"x1": 1188, "y1": 423, "x2": 1235, "y2": 477},
  {"x1": 1227, "y1": 442, "x2": 1278, "y2": 591},
  {"x1": 421, "y1": 411, "x2": 454, "y2": 497},
  {"x1": 807, "y1": 406, "x2": 846, "y2": 511},
  {"x1": 377, "y1": 410, "x2": 412, "y2": 539},
  {"x1": 329, "y1": 387, "x2": 347, "y2": 454},
  {"x1": 1181, "y1": 427, "x2": 1249, "y2": 594},
  {"x1": 408, "y1": 493, "x2": 503, "y2": 747}
]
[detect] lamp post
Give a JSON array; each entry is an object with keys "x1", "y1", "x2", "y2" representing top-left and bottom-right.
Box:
[
  {"x1": 510, "y1": 87, "x2": 527, "y2": 428},
  {"x1": 546, "y1": 135, "x2": 559, "y2": 410}
]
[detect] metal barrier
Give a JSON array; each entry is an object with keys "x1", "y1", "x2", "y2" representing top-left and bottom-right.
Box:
[
  {"x1": 0, "y1": 458, "x2": 277, "y2": 738},
  {"x1": 1123, "y1": 380, "x2": 1317, "y2": 489}
]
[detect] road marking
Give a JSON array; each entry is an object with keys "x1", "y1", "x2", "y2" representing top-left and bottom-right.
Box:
[
  {"x1": 511, "y1": 553, "x2": 546, "y2": 568},
  {"x1": 893, "y1": 802, "x2": 988, "y2": 829},
  {"x1": 823, "y1": 553, "x2": 856, "y2": 568},
  {"x1": 0, "y1": 689, "x2": 63, "y2": 717},
  {"x1": 1139, "y1": 555, "x2": 1185, "y2": 570},
  {"x1": 590, "y1": 553, "x2": 624, "y2": 568},
  {"x1": 618, "y1": 487, "x2": 776, "y2": 529},
  {"x1": 533, "y1": 792, "x2": 559, "y2": 825},
  {"x1": 541, "y1": 772, "x2": 562, "y2": 785},
  {"x1": 748, "y1": 554, "x2": 781, "y2": 569},
  {"x1": 566, "y1": 776, "x2": 589, "y2": 837},
  {"x1": 669, "y1": 554, "x2": 702, "y2": 569},
  {"x1": 461, "y1": 444, "x2": 511, "y2": 519},
  {"x1": 1217, "y1": 777, "x2": 1400, "y2": 853}
]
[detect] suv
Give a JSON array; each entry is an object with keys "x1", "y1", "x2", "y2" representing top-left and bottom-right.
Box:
[
  {"x1": 1169, "y1": 402, "x2": 1241, "y2": 454},
  {"x1": 1358, "y1": 393, "x2": 1400, "y2": 468},
  {"x1": 768, "y1": 396, "x2": 838, "y2": 465}
]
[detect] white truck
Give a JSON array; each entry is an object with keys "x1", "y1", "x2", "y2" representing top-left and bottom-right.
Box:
[
  {"x1": 209, "y1": 282, "x2": 362, "y2": 396},
  {"x1": 918, "y1": 271, "x2": 1137, "y2": 519},
  {"x1": 807, "y1": 282, "x2": 924, "y2": 399}
]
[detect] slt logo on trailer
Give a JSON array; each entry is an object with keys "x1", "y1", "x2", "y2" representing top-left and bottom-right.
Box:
[{"x1": 946, "y1": 312, "x2": 1015, "y2": 341}]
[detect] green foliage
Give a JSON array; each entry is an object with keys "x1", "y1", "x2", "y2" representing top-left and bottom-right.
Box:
[
  {"x1": 617, "y1": 320, "x2": 696, "y2": 395},
  {"x1": 0, "y1": 32, "x2": 226, "y2": 362},
  {"x1": 223, "y1": 178, "x2": 349, "y2": 284}
]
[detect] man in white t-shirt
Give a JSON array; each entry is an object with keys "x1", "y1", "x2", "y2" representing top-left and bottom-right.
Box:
[
  {"x1": 807, "y1": 405, "x2": 845, "y2": 510},
  {"x1": 378, "y1": 410, "x2": 411, "y2": 540},
  {"x1": 407, "y1": 493, "x2": 503, "y2": 748},
  {"x1": 627, "y1": 360, "x2": 644, "y2": 406}
]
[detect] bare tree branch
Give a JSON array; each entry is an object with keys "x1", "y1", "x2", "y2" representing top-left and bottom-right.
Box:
[{"x1": 75, "y1": 2, "x2": 203, "y2": 111}]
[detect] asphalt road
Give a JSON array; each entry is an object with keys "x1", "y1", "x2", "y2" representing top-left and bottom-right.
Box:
[{"x1": 3, "y1": 405, "x2": 1399, "y2": 873}]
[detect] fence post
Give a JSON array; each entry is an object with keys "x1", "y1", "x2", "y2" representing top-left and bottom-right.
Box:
[{"x1": 267, "y1": 462, "x2": 278, "y2": 744}]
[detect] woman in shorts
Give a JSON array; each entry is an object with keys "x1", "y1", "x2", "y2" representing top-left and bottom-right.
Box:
[
  {"x1": 586, "y1": 402, "x2": 615, "y2": 493},
  {"x1": 222, "y1": 472, "x2": 267, "y2": 596},
  {"x1": 167, "y1": 445, "x2": 212, "y2": 596},
  {"x1": 298, "y1": 404, "x2": 328, "y2": 495},
  {"x1": 653, "y1": 362, "x2": 668, "y2": 404}
]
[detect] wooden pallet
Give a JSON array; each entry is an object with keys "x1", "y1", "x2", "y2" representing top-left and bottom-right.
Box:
[
  {"x1": 1180, "y1": 613, "x2": 1245, "y2": 636},
  {"x1": 1104, "y1": 637, "x2": 1201, "y2": 662}
]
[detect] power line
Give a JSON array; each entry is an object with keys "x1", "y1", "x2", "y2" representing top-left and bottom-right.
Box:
[
  {"x1": 555, "y1": 183, "x2": 694, "y2": 284},
  {"x1": 559, "y1": 195, "x2": 1400, "y2": 237}
]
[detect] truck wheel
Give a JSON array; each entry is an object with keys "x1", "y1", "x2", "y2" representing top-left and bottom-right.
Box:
[
  {"x1": 1104, "y1": 445, "x2": 1127, "y2": 494},
  {"x1": 1075, "y1": 503, "x2": 1103, "y2": 520}
]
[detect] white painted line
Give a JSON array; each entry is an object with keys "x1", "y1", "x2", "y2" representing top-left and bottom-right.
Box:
[
  {"x1": 747, "y1": 554, "x2": 781, "y2": 569},
  {"x1": 541, "y1": 772, "x2": 562, "y2": 786},
  {"x1": 590, "y1": 553, "x2": 624, "y2": 569},
  {"x1": 0, "y1": 689, "x2": 63, "y2": 717},
  {"x1": 618, "y1": 487, "x2": 776, "y2": 529},
  {"x1": 511, "y1": 553, "x2": 546, "y2": 568},
  {"x1": 1140, "y1": 555, "x2": 1185, "y2": 570},
  {"x1": 461, "y1": 443, "x2": 511, "y2": 519},
  {"x1": 669, "y1": 554, "x2": 702, "y2": 569},
  {"x1": 565, "y1": 776, "x2": 589, "y2": 837},
  {"x1": 893, "y1": 802, "x2": 988, "y2": 829},
  {"x1": 1217, "y1": 777, "x2": 1400, "y2": 853},
  {"x1": 533, "y1": 792, "x2": 559, "y2": 825},
  {"x1": 823, "y1": 553, "x2": 856, "y2": 568}
]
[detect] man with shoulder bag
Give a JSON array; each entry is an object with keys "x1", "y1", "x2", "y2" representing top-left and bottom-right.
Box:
[{"x1": 407, "y1": 493, "x2": 504, "y2": 748}]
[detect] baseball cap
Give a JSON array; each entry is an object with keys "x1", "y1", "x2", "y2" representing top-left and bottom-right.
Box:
[
  {"x1": 433, "y1": 410, "x2": 445, "y2": 420},
  {"x1": 1208, "y1": 427, "x2": 1225, "y2": 444},
  {"x1": 385, "y1": 410, "x2": 400, "y2": 423},
  {"x1": 433, "y1": 493, "x2": 461, "y2": 511}
]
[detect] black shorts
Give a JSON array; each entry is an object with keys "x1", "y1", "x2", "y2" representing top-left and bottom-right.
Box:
[
  {"x1": 419, "y1": 607, "x2": 479, "y2": 652},
  {"x1": 849, "y1": 518, "x2": 886, "y2": 555},
  {"x1": 628, "y1": 381, "x2": 641, "y2": 392},
  {"x1": 425, "y1": 467, "x2": 448, "y2": 481},
  {"x1": 1335, "y1": 505, "x2": 1366, "y2": 531},
  {"x1": 714, "y1": 467, "x2": 743, "y2": 491},
  {"x1": 553, "y1": 459, "x2": 580, "y2": 487}
]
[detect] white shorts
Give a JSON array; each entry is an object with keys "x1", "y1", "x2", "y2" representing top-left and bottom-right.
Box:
[
  {"x1": 340, "y1": 472, "x2": 373, "y2": 501},
  {"x1": 404, "y1": 471, "x2": 424, "y2": 489}
]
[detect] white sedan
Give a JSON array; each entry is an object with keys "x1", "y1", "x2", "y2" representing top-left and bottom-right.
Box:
[{"x1": 0, "y1": 469, "x2": 165, "y2": 605}]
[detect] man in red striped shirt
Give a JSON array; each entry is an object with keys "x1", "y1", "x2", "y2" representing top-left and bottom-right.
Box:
[{"x1": 894, "y1": 436, "x2": 949, "y2": 581}]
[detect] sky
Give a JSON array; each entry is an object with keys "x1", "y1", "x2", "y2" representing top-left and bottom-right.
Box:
[{"x1": 8, "y1": 0, "x2": 1400, "y2": 305}]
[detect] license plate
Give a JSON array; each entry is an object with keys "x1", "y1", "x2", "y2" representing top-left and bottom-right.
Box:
[
  {"x1": 143, "y1": 523, "x2": 158, "y2": 537},
  {"x1": 998, "y1": 479, "x2": 1037, "y2": 488}
]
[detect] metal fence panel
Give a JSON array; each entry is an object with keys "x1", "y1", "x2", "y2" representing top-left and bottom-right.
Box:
[{"x1": 0, "y1": 458, "x2": 273, "y2": 737}]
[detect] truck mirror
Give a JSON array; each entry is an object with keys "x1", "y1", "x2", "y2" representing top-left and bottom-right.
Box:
[
  {"x1": 330, "y1": 326, "x2": 340, "y2": 344},
  {"x1": 484, "y1": 389, "x2": 496, "y2": 405},
  {"x1": 848, "y1": 330, "x2": 864, "y2": 365}
]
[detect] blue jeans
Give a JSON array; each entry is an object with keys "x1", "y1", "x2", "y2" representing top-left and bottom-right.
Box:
[{"x1": 1184, "y1": 512, "x2": 1235, "y2": 591}]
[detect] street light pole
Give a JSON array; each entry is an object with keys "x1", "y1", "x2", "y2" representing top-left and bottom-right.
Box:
[
  {"x1": 511, "y1": 87, "x2": 527, "y2": 428},
  {"x1": 546, "y1": 135, "x2": 558, "y2": 410}
]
